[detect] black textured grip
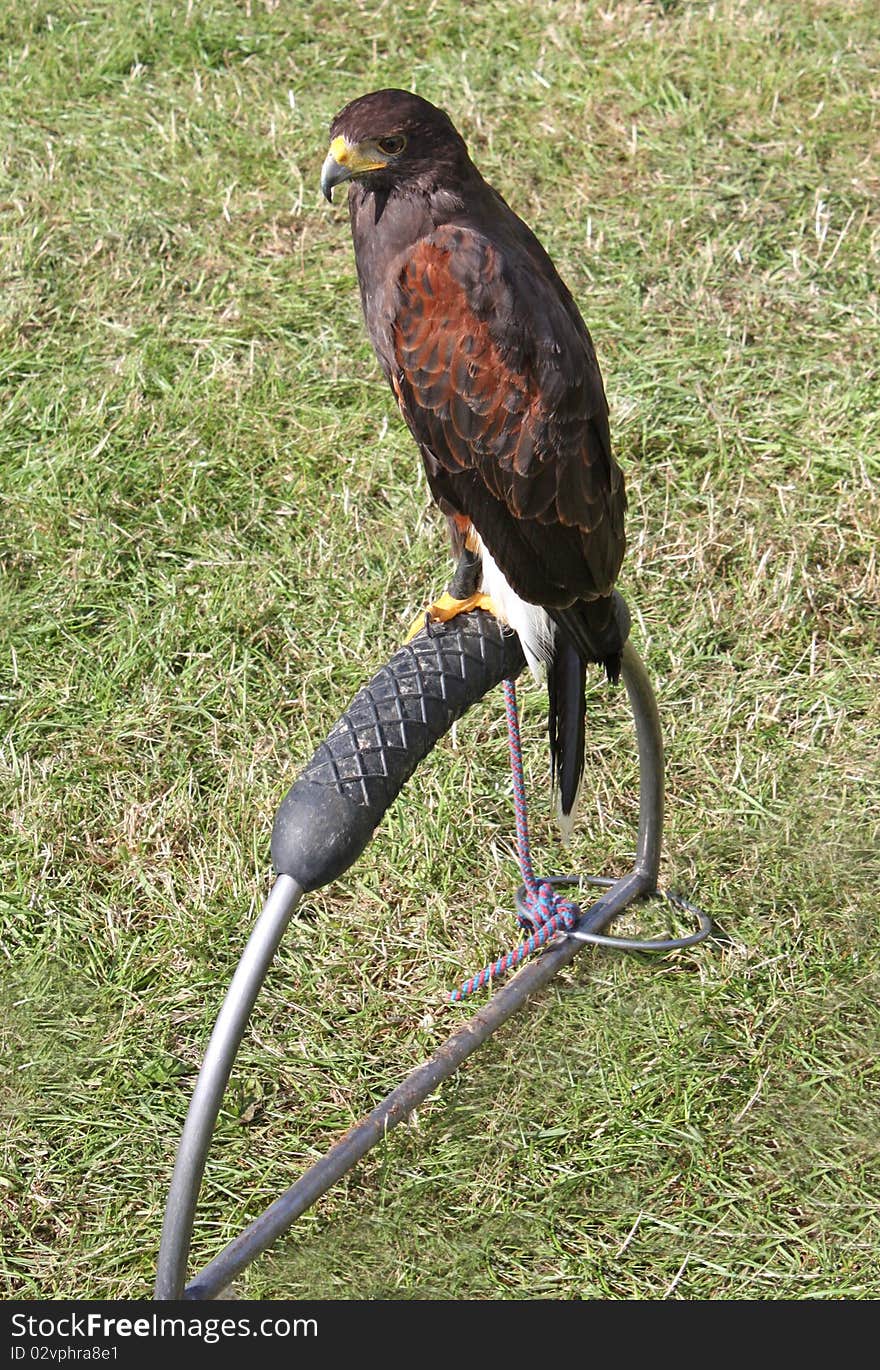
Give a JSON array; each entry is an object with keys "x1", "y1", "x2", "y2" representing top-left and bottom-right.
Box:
[{"x1": 271, "y1": 611, "x2": 525, "y2": 891}]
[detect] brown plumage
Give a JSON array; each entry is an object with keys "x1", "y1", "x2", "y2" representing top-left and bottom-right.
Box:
[{"x1": 321, "y1": 89, "x2": 628, "y2": 828}]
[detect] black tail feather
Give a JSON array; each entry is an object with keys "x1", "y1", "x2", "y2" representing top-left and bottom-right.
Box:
[
  {"x1": 547, "y1": 635, "x2": 587, "y2": 822},
  {"x1": 546, "y1": 592, "x2": 631, "y2": 828}
]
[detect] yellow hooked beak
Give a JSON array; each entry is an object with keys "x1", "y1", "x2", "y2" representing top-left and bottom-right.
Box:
[{"x1": 320, "y1": 135, "x2": 391, "y2": 201}]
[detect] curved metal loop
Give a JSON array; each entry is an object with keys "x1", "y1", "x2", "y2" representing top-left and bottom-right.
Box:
[{"x1": 516, "y1": 875, "x2": 712, "y2": 953}]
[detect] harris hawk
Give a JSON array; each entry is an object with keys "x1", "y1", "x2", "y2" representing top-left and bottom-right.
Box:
[{"x1": 321, "y1": 89, "x2": 628, "y2": 832}]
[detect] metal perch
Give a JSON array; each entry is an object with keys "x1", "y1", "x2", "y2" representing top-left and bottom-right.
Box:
[{"x1": 154, "y1": 607, "x2": 709, "y2": 1300}]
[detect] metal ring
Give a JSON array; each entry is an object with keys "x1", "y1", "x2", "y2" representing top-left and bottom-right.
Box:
[{"x1": 516, "y1": 876, "x2": 712, "y2": 953}]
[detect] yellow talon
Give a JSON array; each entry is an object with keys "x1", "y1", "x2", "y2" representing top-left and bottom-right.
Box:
[{"x1": 404, "y1": 591, "x2": 498, "y2": 643}]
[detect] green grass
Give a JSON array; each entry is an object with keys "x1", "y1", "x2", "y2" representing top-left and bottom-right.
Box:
[{"x1": 2, "y1": 0, "x2": 878, "y2": 1300}]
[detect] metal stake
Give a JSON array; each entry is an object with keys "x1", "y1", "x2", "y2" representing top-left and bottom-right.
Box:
[{"x1": 154, "y1": 874, "x2": 303, "y2": 1300}]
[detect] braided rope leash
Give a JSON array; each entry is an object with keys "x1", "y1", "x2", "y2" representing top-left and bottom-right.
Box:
[{"x1": 450, "y1": 677, "x2": 581, "y2": 1002}]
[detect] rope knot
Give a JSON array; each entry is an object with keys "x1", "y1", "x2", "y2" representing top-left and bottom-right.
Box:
[{"x1": 518, "y1": 881, "x2": 578, "y2": 935}]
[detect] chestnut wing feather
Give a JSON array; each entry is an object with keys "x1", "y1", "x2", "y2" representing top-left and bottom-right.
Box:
[{"x1": 391, "y1": 225, "x2": 625, "y2": 607}]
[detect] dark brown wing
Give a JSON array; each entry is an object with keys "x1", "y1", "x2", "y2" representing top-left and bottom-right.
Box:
[{"x1": 390, "y1": 224, "x2": 625, "y2": 609}]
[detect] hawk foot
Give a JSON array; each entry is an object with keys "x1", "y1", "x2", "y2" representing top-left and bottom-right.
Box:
[{"x1": 404, "y1": 591, "x2": 498, "y2": 643}]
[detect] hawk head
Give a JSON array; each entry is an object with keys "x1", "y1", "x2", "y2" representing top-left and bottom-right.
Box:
[{"x1": 321, "y1": 89, "x2": 470, "y2": 201}]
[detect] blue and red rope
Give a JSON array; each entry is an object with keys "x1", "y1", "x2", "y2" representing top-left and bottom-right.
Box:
[{"x1": 450, "y1": 678, "x2": 581, "y2": 1002}]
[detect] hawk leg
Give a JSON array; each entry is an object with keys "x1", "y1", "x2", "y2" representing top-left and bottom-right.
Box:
[{"x1": 404, "y1": 547, "x2": 498, "y2": 642}]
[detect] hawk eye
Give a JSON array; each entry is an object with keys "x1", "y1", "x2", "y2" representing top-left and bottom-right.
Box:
[{"x1": 377, "y1": 135, "x2": 406, "y2": 156}]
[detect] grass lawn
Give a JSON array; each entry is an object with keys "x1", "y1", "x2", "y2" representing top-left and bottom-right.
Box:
[{"x1": 2, "y1": 0, "x2": 878, "y2": 1299}]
